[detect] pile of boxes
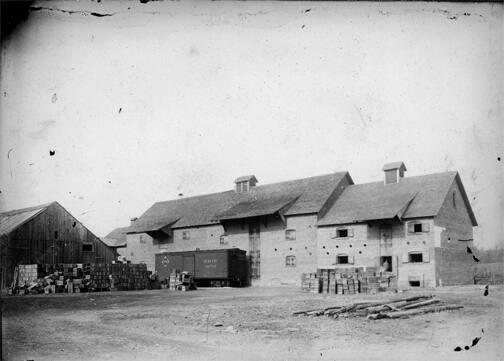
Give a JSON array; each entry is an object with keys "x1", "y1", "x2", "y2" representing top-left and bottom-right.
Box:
[
  {"x1": 302, "y1": 267, "x2": 397, "y2": 295},
  {"x1": 301, "y1": 273, "x2": 320, "y2": 293},
  {"x1": 17, "y1": 264, "x2": 44, "y2": 285},
  {"x1": 107, "y1": 263, "x2": 150, "y2": 291},
  {"x1": 168, "y1": 270, "x2": 196, "y2": 291},
  {"x1": 12, "y1": 263, "x2": 150, "y2": 295}
]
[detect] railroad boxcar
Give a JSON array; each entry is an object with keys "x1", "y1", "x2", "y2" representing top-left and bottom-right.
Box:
[{"x1": 155, "y1": 248, "x2": 249, "y2": 287}]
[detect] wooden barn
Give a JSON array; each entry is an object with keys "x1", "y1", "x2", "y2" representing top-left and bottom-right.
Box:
[{"x1": 0, "y1": 201, "x2": 116, "y2": 289}]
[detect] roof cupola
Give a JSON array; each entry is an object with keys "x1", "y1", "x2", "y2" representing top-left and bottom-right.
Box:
[
  {"x1": 382, "y1": 162, "x2": 407, "y2": 184},
  {"x1": 234, "y1": 175, "x2": 258, "y2": 193}
]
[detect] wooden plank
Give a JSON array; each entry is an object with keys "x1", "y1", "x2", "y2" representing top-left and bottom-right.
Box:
[
  {"x1": 399, "y1": 298, "x2": 440, "y2": 310},
  {"x1": 369, "y1": 304, "x2": 464, "y2": 319}
]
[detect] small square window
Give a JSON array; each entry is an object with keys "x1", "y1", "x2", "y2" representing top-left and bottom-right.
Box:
[
  {"x1": 182, "y1": 231, "x2": 190, "y2": 240},
  {"x1": 409, "y1": 252, "x2": 423, "y2": 263},
  {"x1": 139, "y1": 235, "x2": 146, "y2": 244},
  {"x1": 285, "y1": 255, "x2": 296, "y2": 267},
  {"x1": 337, "y1": 229, "x2": 348, "y2": 237},
  {"x1": 336, "y1": 255, "x2": 348, "y2": 264},
  {"x1": 285, "y1": 229, "x2": 296, "y2": 241},
  {"x1": 408, "y1": 222, "x2": 429, "y2": 234},
  {"x1": 82, "y1": 243, "x2": 93, "y2": 252},
  {"x1": 220, "y1": 235, "x2": 228, "y2": 245}
]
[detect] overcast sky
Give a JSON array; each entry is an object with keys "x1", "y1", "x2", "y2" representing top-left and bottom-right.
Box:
[{"x1": 0, "y1": 1, "x2": 502, "y2": 248}]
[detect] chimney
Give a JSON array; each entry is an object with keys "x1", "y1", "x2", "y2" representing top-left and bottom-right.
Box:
[
  {"x1": 234, "y1": 175, "x2": 258, "y2": 193},
  {"x1": 382, "y1": 162, "x2": 407, "y2": 184},
  {"x1": 130, "y1": 217, "x2": 138, "y2": 226}
]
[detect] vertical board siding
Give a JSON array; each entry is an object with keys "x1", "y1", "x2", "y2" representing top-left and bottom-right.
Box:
[{"x1": 1, "y1": 203, "x2": 116, "y2": 288}]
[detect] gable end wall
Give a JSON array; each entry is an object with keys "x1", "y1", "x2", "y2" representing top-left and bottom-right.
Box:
[{"x1": 433, "y1": 179, "x2": 475, "y2": 285}]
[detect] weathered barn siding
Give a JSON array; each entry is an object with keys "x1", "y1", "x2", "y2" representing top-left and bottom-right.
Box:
[{"x1": 1, "y1": 202, "x2": 116, "y2": 288}]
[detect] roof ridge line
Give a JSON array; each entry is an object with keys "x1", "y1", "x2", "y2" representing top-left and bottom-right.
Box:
[
  {"x1": 349, "y1": 170, "x2": 459, "y2": 187},
  {"x1": 153, "y1": 172, "x2": 347, "y2": 205},
  {"x1": 0, "y1": 201, "x2": 55, "y2": 216}
]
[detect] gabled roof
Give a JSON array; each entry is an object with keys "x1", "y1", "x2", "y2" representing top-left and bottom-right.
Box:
[
  {"x1": 234, "y1": 175, "x2": 258, "y2": 183},
  {"x1": 102, "y1": 226, "x2": 129, "y2": 247},
  {"x1": 382, "y1": 161, "x2": 407, "y2": 171},
  {"x1": 318, "y1": 171, "x2": 475, "y2": 226},
  {"x1": 0, "y1": 202, "x2": 54, "y2": 237},
  {"x1": 128, "y1": 172, "x2": 350, "y2": 233}
]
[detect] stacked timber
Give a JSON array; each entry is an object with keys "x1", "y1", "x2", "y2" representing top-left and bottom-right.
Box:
[{"x1": 293, "y1": 295, "x2": 464, "y2": 320}]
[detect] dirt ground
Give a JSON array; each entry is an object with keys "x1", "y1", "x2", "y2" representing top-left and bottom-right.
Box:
[{"x1": 1, "y1": 285, "x2": 503, "y2": 361}]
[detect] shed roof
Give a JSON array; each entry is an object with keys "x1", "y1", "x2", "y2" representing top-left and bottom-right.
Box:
[
  {"x1": 0, "y1": 202, "x2": 54, "y2": 237},
  {"x1": 318, "y1": 171, "x2": 476, "y2": 226},
  {"x1": 128, "y1": 172, "x2": 350, "y2": 233},
  {"x1": 216, "y1": 194, "x2": 300, "y2": 221},
  {"x1": 102, "y1": 226, "x2": 129, "y2": 247},
  {"x1": 101, "y1": 237, "x2": 127, "y2": 248}
]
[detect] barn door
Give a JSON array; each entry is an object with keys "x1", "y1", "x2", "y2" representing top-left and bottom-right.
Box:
[{"x1": 248, "y1": 220, "x2": 261, "y2": 280}]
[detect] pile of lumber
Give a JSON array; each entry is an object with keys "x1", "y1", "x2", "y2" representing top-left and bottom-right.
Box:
[
  {"x1": 293, "y1": 295, "x2": 463, "y2": 320},
  {"x1": 10, "y1": 263, "x2": 150, "y2": 295},
  {"x1": 302, "y1": 267, "x2": 397, "y2": 295}
]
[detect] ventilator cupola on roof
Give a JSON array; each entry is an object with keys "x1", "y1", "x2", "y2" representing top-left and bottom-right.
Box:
[
  {"x1": 383, "y1": 161, "x2": 407, "y2": 184},
  {"x1": 234, "y1": 175, "x2": 258, "y2": 193}
]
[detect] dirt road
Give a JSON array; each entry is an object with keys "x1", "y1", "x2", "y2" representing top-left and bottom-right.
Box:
[{"x1": 2, "y1": 285, "x2": 503, "y2": 361}]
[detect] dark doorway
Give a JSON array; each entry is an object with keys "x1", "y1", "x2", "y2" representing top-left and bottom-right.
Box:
[
  {"x1": 409, "y1": 280, "x2": 421, "y2": 287},
  {"x1": 380, "y1": 256, "x2": 392, "y2": 272}
]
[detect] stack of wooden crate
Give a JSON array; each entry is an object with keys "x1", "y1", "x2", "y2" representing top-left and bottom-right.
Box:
[
  {"x1": 17, "y1": 264, "x2": 43, "y2": 286},
  {"x1": 13, "y1": 263, "x2": 150, "y2": 294},
  {"x1": 319, "y1": 269, "x2": 330, "y2": 294},
  {"x1": 301, "y1": 273, "x2": 319, "y2": 293},
  {"x1": 303, "y1": 267, "x2": 397, "y2": 295},
  {"x1": 89, "y1": 264, "x2": 111, "y2": 290},
  {"x1": 167, "y1": 270, "x2": 197, "y2": 291},
  {"x1": 169, "y1": 270, "x2": 178, "y2": 290},
  {"x1": 92, "y1": 263, "x2": 149, "y2": 291}
]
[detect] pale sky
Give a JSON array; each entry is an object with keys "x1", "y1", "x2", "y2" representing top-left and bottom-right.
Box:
[{"x1": 1, "y1": 1, "x2": 502, "y2": 248}]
